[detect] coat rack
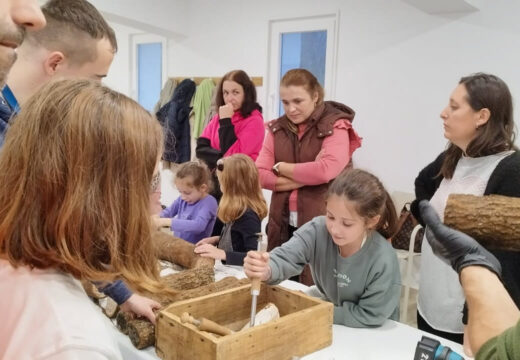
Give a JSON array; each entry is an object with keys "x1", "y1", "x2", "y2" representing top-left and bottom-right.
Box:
[{"x1": 170, "y1": 76, "x2": 263, "y2": 87}]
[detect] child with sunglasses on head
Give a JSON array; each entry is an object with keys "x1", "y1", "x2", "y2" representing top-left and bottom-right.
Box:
[
  {"x1": 194, "y1": 154, "x2": 268, "y2": 265},
  {"x1": 244, "y1": 169, "x2": 401, "y2": 327},
  {"x1": 156, "y1": 161, "x2": 218, "y2": 244}
]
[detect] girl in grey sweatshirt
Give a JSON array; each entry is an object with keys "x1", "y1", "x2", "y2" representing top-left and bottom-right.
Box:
[{"x1": 244, "y1": 169, "x2": 401, "y2": 327}]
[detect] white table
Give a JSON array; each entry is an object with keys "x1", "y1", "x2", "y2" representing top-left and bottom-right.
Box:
[
  {"x1": 115, "y1": 319, "x2": 468, "y2": 360},
  {"x1": 113, "y1": 263, "x2": 470, "y2": 360}
]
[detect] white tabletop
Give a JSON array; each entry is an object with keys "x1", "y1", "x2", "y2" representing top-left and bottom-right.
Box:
[{"x1": 113, "y1": 263, "x2": 470, "y2": 360}]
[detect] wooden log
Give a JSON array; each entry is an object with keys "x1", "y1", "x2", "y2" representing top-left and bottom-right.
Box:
[
  {"x1": 170, "y1": 277, "x2": 249, "y2": 303},
  {"x1": 116, "y1": 311, "x2": 132, "y2": 335},
  {"x1": 122, "y1": 277, "x2": 249, "y2": 349},
  {"x1": 444, "y1": 194, "x2": 520, "y2": 252},
  {"x1": 127, "y1": 319, "x2": 155, "y2": 349},
  {"x1": 153, "y1": 231, "x2": 215, "y2": 269},
  {"x1": 146, "y1": 265, "x2": 215, "y2": 305}
]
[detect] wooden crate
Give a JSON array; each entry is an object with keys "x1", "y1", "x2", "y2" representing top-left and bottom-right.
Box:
[{"x1": 156, "y1": 283, "x2": 333, "y2": 360}]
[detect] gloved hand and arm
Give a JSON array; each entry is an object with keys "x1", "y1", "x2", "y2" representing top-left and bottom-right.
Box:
[{"x1": 419, "y1": 201, "x2": 520, "y2": 358}]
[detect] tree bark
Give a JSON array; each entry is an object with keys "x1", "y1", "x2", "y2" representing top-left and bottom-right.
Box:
[
  {"x1": 153, "y1": 231, "x2": 215, "y2": 269},
  {"x1": 142, "y1": 265, "x2": 215, "y2": 305},
  {"x1": 444, "y1": 194, "x2": 520, "y2": 252},
  {"x1": 127, "y1": 319, "x2": 155, "y2": 349}
]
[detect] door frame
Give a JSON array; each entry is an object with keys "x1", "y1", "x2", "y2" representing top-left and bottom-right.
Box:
[{"x1": 265, "y1": 12, "x2": 340, "y2": 121}]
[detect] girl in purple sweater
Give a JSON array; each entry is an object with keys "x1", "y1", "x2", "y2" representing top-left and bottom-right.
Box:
[{"x1": 157, "y1": 161, "x2": 218, "y2": 244}]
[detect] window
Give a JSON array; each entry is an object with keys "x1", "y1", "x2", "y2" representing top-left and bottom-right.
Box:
[
  {"x1": 267, "y1": 14, "x2": 339, "y2": 120},
  {"x1": 132, "y1": 34, "x2": 167, "y2": 112},
  {"x1": 279, "y1": 30, "x2": 327, "y2": 115}
]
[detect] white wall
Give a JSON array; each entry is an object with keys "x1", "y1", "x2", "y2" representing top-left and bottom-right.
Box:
[
  {"x1": 105, "y1": 0, "x2": 520, "y2": 194},
  {"x1": 102, "y1": 22, "x2": 139, "y2": 96}
]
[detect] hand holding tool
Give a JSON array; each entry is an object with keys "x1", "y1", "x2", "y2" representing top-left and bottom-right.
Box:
[{"x1": 250, "y1": 233, "x2": 267, "y2": 327}]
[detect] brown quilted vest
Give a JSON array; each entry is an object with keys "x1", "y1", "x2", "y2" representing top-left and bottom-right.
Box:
[{"x1": 266, "y1": 101, "x2": 355, "y2": 250}]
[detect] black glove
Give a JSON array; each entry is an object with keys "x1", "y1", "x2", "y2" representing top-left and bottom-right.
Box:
[{"x1": 419, "y1": 200, "x2": 502, "y2": 277}]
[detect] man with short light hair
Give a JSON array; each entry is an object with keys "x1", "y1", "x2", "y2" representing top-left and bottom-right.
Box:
[{"x1": 0, "y1": 0, "x2": 117, "y2": 147}]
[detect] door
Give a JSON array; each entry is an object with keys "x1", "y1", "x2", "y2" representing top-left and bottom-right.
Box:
[
  {"x1": 266, "y1": 14, "x2": 339, "y2": 120},
  {"x1": 131, "y1": 34, "x2": 167, "y2": 112}
]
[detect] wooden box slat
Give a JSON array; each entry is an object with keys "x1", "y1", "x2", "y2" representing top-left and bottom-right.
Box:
[{"x1": 156, "y1": 284, "x2": 333, "y2": 360}]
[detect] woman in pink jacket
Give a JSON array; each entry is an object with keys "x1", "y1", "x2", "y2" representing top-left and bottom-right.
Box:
[
  {"x1": 196, "y1": 69, "x2": 264, "y2": 234},
  {"x1": 256, "y1": 69, "x2": 362, "y2": 284}
]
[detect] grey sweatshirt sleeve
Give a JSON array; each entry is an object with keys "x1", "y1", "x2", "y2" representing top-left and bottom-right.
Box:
[
  {"x1": 333, "y1": 251, "x2": 401, "y2": 328},
  {"x1": 267, "y1": 220, "x2": 318, "y2": 284}
]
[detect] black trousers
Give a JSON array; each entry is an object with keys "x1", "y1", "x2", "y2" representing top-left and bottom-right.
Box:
[{"x1": 417, "y1": 311, "x2": 464, "y2": 344}]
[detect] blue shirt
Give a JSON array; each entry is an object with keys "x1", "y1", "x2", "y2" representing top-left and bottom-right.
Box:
[
  {"x1": 0, "y1": 85, "x2": 20, "y2": 148},
  {"x1": 160, "y1": 194, "x2": 218, "y2": 244}
]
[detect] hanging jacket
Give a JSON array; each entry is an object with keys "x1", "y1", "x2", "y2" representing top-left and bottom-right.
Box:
[
  {"x1": 153, "y1": 78, "x2": 178, "y2": 115},
  {"x1": 201, "y1": 86, "x2": 218, "y2": 132},
  {"x1": 156, "y1": 79, "x2": 196, "y2": 163},
  {"x1": 192, "y1": 79, "x2": 215, "y2": 138}
]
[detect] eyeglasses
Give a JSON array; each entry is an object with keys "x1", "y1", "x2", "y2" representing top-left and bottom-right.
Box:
[
  {"x1": 150, "y1": 172, "x2": 161, "y2": 193},
  {"x1": 216, "y1": 159, "x2": 224, "y2": 172}
]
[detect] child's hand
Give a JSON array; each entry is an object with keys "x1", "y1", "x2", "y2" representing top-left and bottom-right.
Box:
[
  {"x1": 150, "y1": 215, "x2": 162, "y2": 228},
  {"x1": 120, "y1": 294, "x2": 161, "y2": 324},
  {"x1": 244, "y1": 251, "x2": 271, "y2": 282},
  {"x1": 151, "y1": 216, "x2": 172, "y2": 229},
  {"x1": 194, "y1": 243, "x2": 226, "y2": 260},
  {"x1": 196, "y1": 236, "x2": 219, "y2": 246}
]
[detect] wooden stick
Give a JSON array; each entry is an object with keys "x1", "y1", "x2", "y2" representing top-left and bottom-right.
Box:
[
  {"x1": 180, "y1": 312, "x2": 234, "y2": 336},
  {"x1": 444, "y1": 194, "x2": 520, "y2": 252}
]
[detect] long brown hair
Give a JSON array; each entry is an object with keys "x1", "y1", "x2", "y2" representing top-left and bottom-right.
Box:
[
  {"x1": 217, "y1": 154, "x2": 268, "y2": 223},
  {"x1": 0, "y1": 79, "x2": 163, "y2": 293},
  {"x1": 440, "y1": 73, "x2": 516, "y2": 178},
  {"x1": 215, "y1": 69, "x2": 262, "y2": 117},
  {"x1": 327, "y1": 169, "x2": 398, "y2": 238}
]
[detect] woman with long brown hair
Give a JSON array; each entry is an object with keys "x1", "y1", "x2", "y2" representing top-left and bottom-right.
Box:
[
  {"x1": 196, "y1": 70, "x2": 264, "y2": 236},
  {"x1": 411, "y1": 73, "x2": 520, "y2": 352},
  {"x1": 0, "y1": 79, "x2": 164, "y2": 359}
]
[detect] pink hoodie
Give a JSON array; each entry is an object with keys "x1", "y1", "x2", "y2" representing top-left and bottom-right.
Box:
[{"x1": 199, "y1": 109, "x2": 264, "y2": 160}]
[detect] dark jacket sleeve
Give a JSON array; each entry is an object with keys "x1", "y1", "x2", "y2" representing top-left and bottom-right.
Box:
[
  {"x1": 410, "y1": 151, "x2": 445, "y2": 225},
  {"x1": 485, "y1": 151, "x2": 520, "y2": 197},
  {"x1": 224, "y1": 210, "x2": 261, "y2": 266},
  {"x1": 218, "y1": 117, "x2": 238, "y2": 155},
  {"x1": 196, "y1": 137, "x2": 222, "y2": 170},
  {"x1": 483, "y1": 150, "x2": 520, "y2": 310},
  {"x1": 97, "y1": 280, "x2": 133, "y2": 305}
]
